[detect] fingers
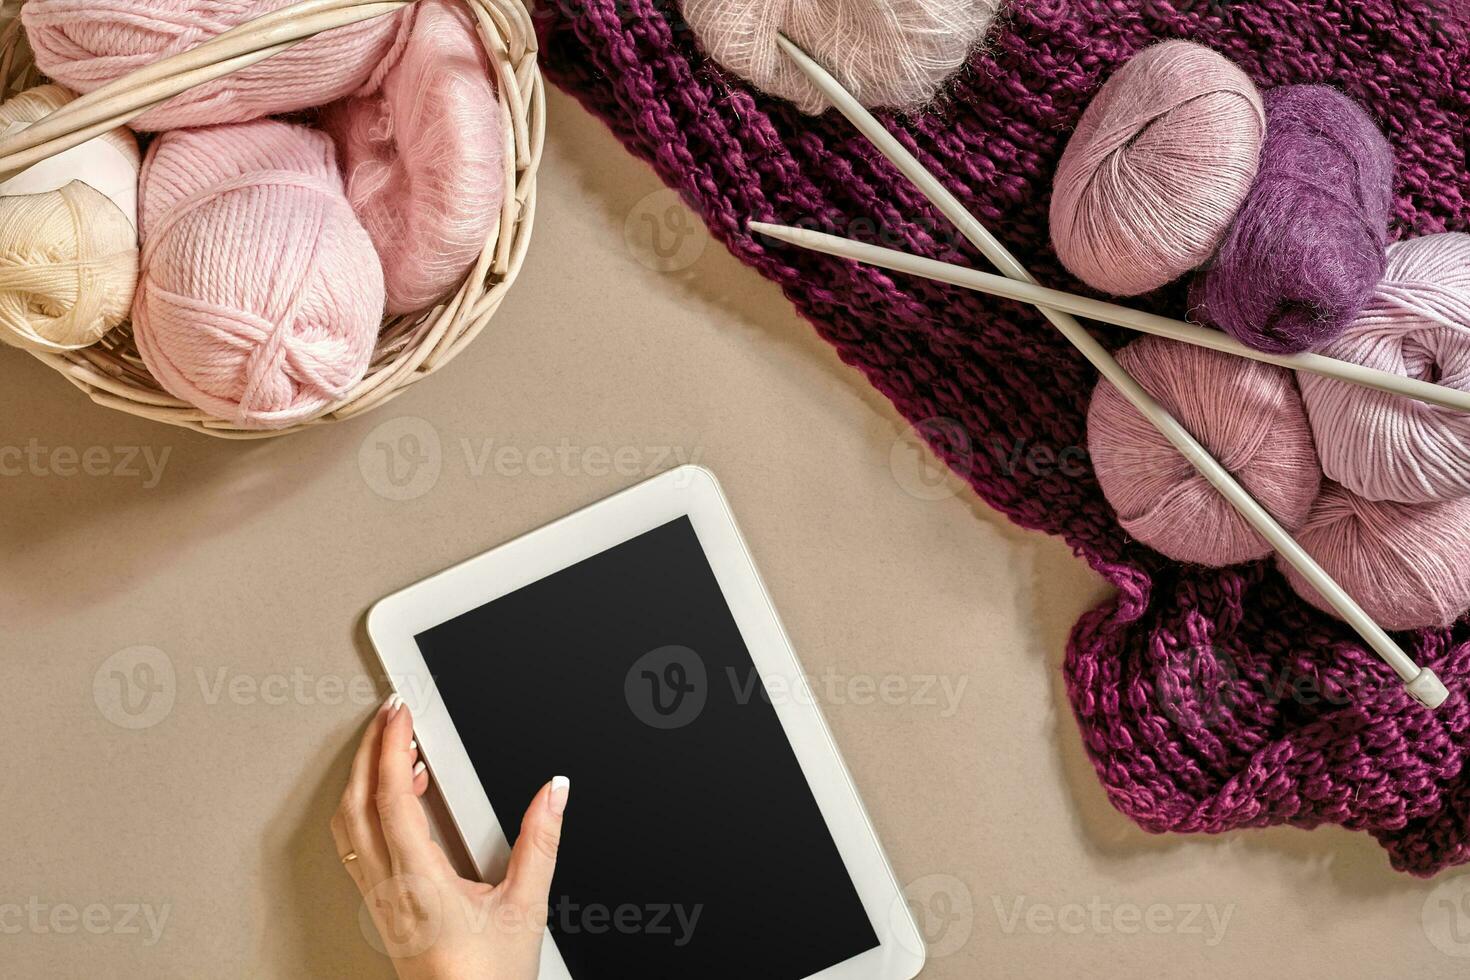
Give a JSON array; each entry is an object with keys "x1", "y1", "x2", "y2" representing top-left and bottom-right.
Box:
[
  {"x1": 501, "y1": 777, "x2": 571, "y2": 915},
  {"x1": 375, "y1": 699, "x2": 452, "y2": 877},
  {"x1": 413, "y1": 755, "x2": 430, "y2": 797},
  {"x1": 336, "y1": 695, "x2": 397, "y2": 884},
  {"x1": 329, "y1": 810, "x2": 366, "y2": 892}
]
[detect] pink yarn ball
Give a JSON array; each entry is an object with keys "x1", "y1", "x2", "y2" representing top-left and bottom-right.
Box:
[
  {"x1": 1088, "y1": 336, "x2": 1321, "y2": 566},
  {"x1": 1279, "y1": 482, "x2": 1470, "y2": 631},
  {"x1": 21, "y1": 0, "x2": 410, "y2": 130},
  {"x1": 1051, "y1": 41, "x2": 1265, "y2": 296},
  {"x1": 1299, "y1": 233, "x2": 1470, "y2": 504},
  {"x1": 134, "y1": 119, "x2": 385, "y2": 429},
  {"x1": 322, "y1": 0, "x2": 506, "y2": 314}
]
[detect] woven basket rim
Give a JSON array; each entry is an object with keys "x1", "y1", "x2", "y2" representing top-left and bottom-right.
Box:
[{"x1": 0, "y1": 0, "x2": 543, "y2": 439}]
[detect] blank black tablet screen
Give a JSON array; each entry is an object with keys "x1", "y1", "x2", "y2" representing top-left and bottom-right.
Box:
[{"x1": 415, "y1": 516, "x2": 880, "y2": 978}]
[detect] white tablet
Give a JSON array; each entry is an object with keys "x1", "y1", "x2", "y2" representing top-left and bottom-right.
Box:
[{"x1": 367, "y1": 465, "x2": 926, "y2": 980}]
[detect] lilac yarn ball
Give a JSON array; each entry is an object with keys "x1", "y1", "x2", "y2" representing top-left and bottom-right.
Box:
[
  {"x1": 1050, "y1": 41, "x2": 1265, "y2": 297},
  {"x1": 1087, "y1": 336, "x2": 1322, "y2": 566},
  {"x1": 1190, "y1": 85, "x2": 1395, "y2": 354},
  {"x1": 1280, "y1": 481, "x2": 1470, "y2": 631},
  {"x1": 1299, "y1": 233, "x2": 1470, "y2": 504}
]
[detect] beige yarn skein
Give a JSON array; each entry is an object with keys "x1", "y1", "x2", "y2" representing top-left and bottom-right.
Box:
[{"x1": 0, "y1": 84, "x2": 140, "y2": 353}]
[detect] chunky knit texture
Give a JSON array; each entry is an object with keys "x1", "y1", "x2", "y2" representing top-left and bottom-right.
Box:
[{"x1": 537, "y1": 0, "x2": 1470, "y2": 875}]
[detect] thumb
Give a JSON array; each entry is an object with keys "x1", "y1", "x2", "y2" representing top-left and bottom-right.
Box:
[{"x1": 501, "y1": 776, "x2": 570, "y2": 916}]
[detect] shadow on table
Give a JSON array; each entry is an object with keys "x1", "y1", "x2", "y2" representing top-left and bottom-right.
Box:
[{"x1": 0, "y1": 346, "x2": 363, "y2": 618}]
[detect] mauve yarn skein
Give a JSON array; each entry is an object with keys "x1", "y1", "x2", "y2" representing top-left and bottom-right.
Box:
[
  {"x1": 322, "y1": 0, "x2": 506, "y2": 315},
  {"x1": 21, "y1": 0, "x2": 410, "y2": 131},
  {"x1": 1300, "y1": 233, "x2": 1470, "y2": 504},
  {"x1": 1280, "y1": 481, "x2": 1470, "y2": 631},
  {"x1": 1050, "y1": 41, "x2": 1265, "y2": 297},
  {"x1": 1190, "y1": 86, "x2": 1394, "y2": 354},
  {"x1": 133, "y1": 120, "x2": 384, "y2": 429},
  {"x1": 1087, "y1": 336, "x2": 1321, "y2": 566},
  {"x1": 681, "y1": 0, "x2": 1002, "y2": 115}
]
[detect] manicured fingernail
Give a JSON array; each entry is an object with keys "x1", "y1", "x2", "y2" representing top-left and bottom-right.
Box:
[
  {"x1": 409, "y1": 739, "x2": 417, "y2": 751},
  {"x1": 549, "y1": 776, "x2": 570, "y2": 817},
  {"x1": 413, "y1": 761, "x2": 426, "y2": 778},
  {"x1": 389, "y1": 694, "x2": 403, "y2": 714},
  {"x1": 381, "y1": 693, "x2": 396, "y2": 712}
]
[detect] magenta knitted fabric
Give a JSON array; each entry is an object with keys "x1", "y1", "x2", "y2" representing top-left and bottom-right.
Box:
[{"x1": 536, "y1": 1, "x2": 1470, "y2": 875}]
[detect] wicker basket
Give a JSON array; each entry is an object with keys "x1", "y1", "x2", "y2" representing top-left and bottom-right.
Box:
[{"x1": 0, "y1": 0, "x2": 543, "y2": 438}]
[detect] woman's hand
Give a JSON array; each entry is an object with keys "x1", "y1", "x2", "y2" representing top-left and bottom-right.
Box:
[{"x1": 332, "y1": 694, "x2": 570, "y2": 980}]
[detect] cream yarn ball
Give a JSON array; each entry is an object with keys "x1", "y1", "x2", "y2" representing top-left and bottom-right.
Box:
[
  {"x1": 0, "y1": 84, "x2": 140, "y2": 352},
  {"x1": 682, "y1": 0, "x2": 1002, "y2": 115}
]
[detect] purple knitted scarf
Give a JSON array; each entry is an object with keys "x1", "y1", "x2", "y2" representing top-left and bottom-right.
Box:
[{"x1": 536, "y1": 0, "x2": 1470, "y2": 875}]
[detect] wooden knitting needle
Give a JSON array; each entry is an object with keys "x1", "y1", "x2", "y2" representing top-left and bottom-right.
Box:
[
  {"x1": 0, "y1": 0, "x2": 411, "y2": 180},
  {"x1": 772, "y1": 32, "x2": 1449, "y2": 709},
  {"x1": 744, "y1": 222, "x2": 1470, "y2": 416}
]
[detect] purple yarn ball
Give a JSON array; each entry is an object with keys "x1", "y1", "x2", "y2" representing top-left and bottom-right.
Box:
[{"x1": 1190, "y1": 85, "x2": 1394, "y2": 354}]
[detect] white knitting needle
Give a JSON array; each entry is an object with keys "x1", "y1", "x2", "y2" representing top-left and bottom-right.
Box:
[
  {"x1": 773, "y1": 32, "x2": 1448, "y2": 708},
  {"x1": 745, "y1": 223, "x2": 1470, "y2": 416}
]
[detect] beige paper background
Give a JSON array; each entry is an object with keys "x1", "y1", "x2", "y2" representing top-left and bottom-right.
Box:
[{"x1": 1, "y1": 87, "x2": 1467, "y2": 977}]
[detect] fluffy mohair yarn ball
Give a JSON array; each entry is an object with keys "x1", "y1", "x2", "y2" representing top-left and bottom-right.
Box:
[
  {"x1": 1190, "y1": 86, "x2": 1394, "y2": 355},
  {"x1": 1050, "y1": 41, "x2": 1265, "y2": 297},
  {"x1": 134, "y1": 120, "x2": 384, "y2": 429},
  {"x1": 681, "y1": 0, "x2": 1002, "y2": 115},
  {"x1": 1280, "y1": 481, "x2": 1470, "y2": 631},
  {"x1": 322, "y1": 0, "x2": 506, "y2": 315},
  {"x1": 1299, "y1": 233, "x2": 1470, "y2": 504},
  {"x1": 21, "y1": 0, "x2": 410, "y2": 131},
  {"x1": 0, "y1": 84, "x2": 139, "y2": 352},
  {"x1": 1088, "y1": 336, "x2": 1321, "y2": 566}
]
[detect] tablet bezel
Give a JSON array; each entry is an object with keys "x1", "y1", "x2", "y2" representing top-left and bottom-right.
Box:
[{"x1": 366, "y1": 464, "x2": 926, "y2": 980}]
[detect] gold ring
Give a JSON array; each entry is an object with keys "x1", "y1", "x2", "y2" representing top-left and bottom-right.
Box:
[{"x1": 341, "y1": 851, "x2": 358, "y2": 864}]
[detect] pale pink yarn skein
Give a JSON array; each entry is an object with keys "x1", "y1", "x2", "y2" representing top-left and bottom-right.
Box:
[
  {"x1": 21, "y1": 0, "x2": 410, "y2": 130},
  {"x1": 322, "y1": 0, "x2": 506, "y2": 314},
  {"x1": 681, "y1": 0, "x2": 1002, "y2": 115},
  {"x1": 1299, "y1": 233, "x2": 1470, "y2": 504},
  {"x1": 134, "y1": 120, "x2": 385, "y2": 429},
  {"x1": 1087, "y1": 336, "x2": 1321, "y2": 567},
  {"x1": 1280, "y1": 482, "x2": 1470, "y2": 631},
  {"x1": 1051, "y1": 41, "x2": 1265, "y2": 296}
]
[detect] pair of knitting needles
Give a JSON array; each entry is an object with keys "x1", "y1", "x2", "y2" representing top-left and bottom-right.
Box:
[{"x1": 758, "y1": 34, "x2": 1450, "y2": 709}]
